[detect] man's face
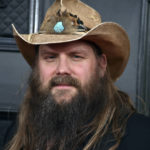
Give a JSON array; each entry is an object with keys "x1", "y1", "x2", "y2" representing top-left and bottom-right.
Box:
[{"x1": 38, "y1": 40, "x2": 107, "y2": 104}]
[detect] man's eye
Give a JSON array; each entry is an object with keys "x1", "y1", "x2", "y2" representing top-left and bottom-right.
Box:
[
  {"x1": 72, "y1": 55, "x2": 83, "y2": 60},
  {"x1": 74, "y1": 55, "x2": 81, "y2": 58},
  {"x1": 48, "y1": 56, "x2": 56, "y2": 59},
  {"x1": 45, "y1": 55, "x2": 56, "y2": 60}
]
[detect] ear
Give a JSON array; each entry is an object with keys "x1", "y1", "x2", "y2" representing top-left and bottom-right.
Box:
[{"x1": 97, "y1": 54, "x2": 107, "y2": 77}]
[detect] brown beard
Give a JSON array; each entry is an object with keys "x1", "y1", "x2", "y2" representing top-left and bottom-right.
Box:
[{"x1": 25, "y1": 66, "x2": 109, "y2": 150}]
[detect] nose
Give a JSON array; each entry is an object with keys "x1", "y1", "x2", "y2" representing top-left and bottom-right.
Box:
[{"x1": 56, "y1": 55, "x2": 71, "y2": 75}]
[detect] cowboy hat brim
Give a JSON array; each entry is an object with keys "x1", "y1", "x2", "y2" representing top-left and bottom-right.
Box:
[{"x1": 12, "y1": 22, "x2": 130, "y2": 81}]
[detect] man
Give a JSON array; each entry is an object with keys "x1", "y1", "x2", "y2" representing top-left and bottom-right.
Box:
[{"x1": 4, "y1": 0, "x2": 150, "y2": 150}]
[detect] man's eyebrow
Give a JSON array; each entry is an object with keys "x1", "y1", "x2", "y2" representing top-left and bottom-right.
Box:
[
  {"x1": 68, "y1": 48, "x2": 88, "y2": 53},
  {"x1": 39, "y1": 48, "x2": 57, "y2": 54}
]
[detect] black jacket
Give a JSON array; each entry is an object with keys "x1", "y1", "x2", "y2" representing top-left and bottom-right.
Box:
[
  {"x1": 0, "y1": 113, "x2": 150, "y2": 150},
  {"x1": 117, "y1": 113, "x2": 150, "y2": 150}
]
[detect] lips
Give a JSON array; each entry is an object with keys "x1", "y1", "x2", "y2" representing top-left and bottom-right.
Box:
[{"x1": 53, "y1": 84, "x2": 74, "y2": 89}]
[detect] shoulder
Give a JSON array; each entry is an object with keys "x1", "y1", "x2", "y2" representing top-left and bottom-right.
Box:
[
  {"x1": 127, "y1": 113, "x2": 150, "y2": 131},
  {"x1": 117, "y1": 113, "x2": 150, "y2": 150},
  {"x1": 0, "y1": 113, "x2": 17, "y2": 150}
]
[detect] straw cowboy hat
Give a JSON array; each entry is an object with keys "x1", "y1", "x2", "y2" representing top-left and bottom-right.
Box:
[{"x1": 12, "y1": 0, "x2": 130, "y2": 81}]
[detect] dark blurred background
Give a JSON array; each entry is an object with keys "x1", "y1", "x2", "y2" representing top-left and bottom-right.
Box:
[{"x1": 0, "y1": 0, "x2": 150, "y2": 145}]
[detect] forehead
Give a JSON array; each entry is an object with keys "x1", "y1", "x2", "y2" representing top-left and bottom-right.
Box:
[{"x1": 38, "y1": 40, "x2": 95, "y2": 53}]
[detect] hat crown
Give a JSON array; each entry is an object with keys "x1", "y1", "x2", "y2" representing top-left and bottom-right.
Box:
[{"x1": 40, "y1": 0, "x2": 101, "y2": 34}]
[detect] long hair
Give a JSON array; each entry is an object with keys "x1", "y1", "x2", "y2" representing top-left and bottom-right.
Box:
[
  {"x1": 6, "y1": 68, "x2": 135, "y2": 150},
  {"x1": 82, "y1": 69, "x2": 135, "y2": 150}
]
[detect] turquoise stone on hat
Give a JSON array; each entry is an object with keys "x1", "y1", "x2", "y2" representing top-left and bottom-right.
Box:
[{"x1": 53, "y1": 21, "x2": 64, "y2": 33}]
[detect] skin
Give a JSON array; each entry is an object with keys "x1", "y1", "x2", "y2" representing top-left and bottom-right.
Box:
[{"x1": 38, "y1": 40, "x2": 107, "y2": 103}]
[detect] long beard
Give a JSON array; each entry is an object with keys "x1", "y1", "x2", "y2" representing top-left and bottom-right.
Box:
[{"x1": 26, "y1": 67, "x2": 108, "y2": 150}]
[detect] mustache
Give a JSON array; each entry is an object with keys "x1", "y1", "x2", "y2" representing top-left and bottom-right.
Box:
[{"x1": 49, "y1": 75, "x2": 81, "y2": 88}]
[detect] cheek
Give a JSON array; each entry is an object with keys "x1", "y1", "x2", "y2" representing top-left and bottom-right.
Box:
[
  {"x1": 38, "y1": 62, "x2": 54, "y2": 87},
  {"x1": 72, "y1": 62, "x2": 97, "y2": 86}
]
